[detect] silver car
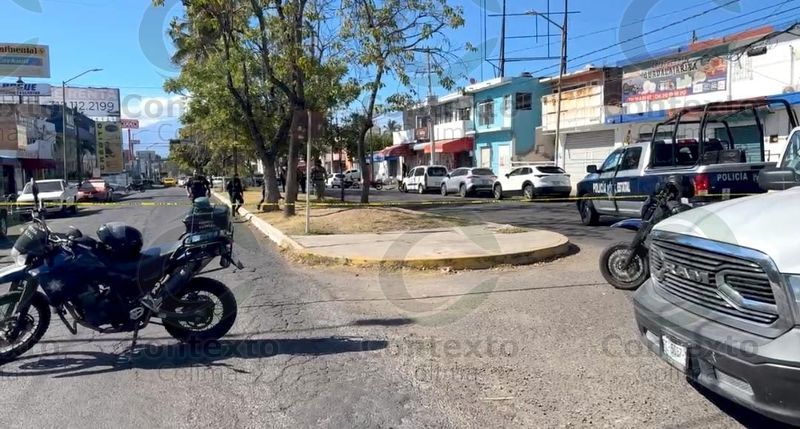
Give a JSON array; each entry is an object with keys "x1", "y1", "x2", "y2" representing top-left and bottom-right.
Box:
[{"x1": 440, "y1": 167, "x2": 497, "y2": 197}]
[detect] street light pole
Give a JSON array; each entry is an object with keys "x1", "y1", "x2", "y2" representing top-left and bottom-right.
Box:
[{"x1": 61, "y1": 68, "x2": 102, "y2": 181}]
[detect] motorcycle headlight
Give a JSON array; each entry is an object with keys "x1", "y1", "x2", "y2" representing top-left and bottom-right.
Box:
[
  {"x1": 10, "y1": 248, "x2": 27, "y2": 266},
  {"x1": 787, "y1": 276, "x2": 800, "y2": 324}
]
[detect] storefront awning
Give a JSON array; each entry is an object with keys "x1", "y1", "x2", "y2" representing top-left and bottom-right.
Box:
[
  {"x1": 379, "y1": 144, "x2": 415, "y2": 159},
  {"x1": 423, "y1": 137, "x2": 474, "y2": 154},
  {"x1": 19, "y1": 158, "x2": 57, "y2": 170}
]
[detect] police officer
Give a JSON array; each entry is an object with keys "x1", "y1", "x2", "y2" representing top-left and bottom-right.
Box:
[
  {"x1": 226, "y1": 173, "x2": 245, "y2": 216},
  {"x1": 186, "y1": 172, "x2": 211, "y2": 201},
  {"x1": 310, "y1": 159, "x2": 327, "y2": 201}
]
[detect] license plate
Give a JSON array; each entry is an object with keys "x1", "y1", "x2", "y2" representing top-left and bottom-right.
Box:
[{"x1": 662, "y1": 335, "x2": 687, "y2": 371}]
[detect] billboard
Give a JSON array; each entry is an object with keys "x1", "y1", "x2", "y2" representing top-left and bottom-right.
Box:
[
  {"x1": 0, "y1": 82, "x2": 51, "y2": 96},
  {"x1": 622, "y1": 55, "x2": 728, "y2": 103},
  {"x1": 0, "y1": 43, "x2": 50, "y2": 78},
  {"x1": 46, "y1": 86, "x2": 121, "y2": 117},
  {"x1": 96, "y1": 121, "x2": 124, "y2": 173}
]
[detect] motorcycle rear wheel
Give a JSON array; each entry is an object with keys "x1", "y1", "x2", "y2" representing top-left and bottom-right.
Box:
[
  {"x1": 163, "y1": 277, "x2": 237, "y2": 343},
  {"x1": 600, "y1": 242, "x2": 649, "y2": 290},
  {"x1": 0, "y1": 291, "x2": 51, "y2": 364}
]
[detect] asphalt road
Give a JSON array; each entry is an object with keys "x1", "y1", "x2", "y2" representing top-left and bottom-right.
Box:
[{"x1": 0, "y1": 188, "x2": 791, "y2": 428}]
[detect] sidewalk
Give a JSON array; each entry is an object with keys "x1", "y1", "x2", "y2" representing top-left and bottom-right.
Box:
[{"x1": 213, "y1": 191, "x2": 571, "y2": 269}]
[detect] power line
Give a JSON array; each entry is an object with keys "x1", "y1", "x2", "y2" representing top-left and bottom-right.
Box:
[{"x1": 530, "y1": 1, "x2": 799, "y2": 75}]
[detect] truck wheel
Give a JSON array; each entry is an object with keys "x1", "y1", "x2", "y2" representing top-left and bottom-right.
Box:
[
  {"x1": 417, "y1": 184, "x2": 425, "y2": 194},
  {"x1": 579, "y1": 200, "x2": 600, "y2": 226}
]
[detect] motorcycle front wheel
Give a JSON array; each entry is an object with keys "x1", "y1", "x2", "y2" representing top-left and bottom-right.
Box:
[
  {"x1": 599, "y1": 242, "x2": 649, "y2": 290},
  {"x1": 163, "y1": 277, "x2": 237, "y2": 343},
  {"x1": 0, "y1": 291, "x2": 51, "y2": 364}
]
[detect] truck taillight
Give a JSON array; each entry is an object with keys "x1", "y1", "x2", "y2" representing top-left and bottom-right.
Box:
[{"x1": 694, "y1": 174, "x2": 709, "y2": 197}]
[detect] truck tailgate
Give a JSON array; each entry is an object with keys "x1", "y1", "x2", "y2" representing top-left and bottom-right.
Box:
[{"x1": 698, "y1": 162, "x2": 775, "y2": 198}]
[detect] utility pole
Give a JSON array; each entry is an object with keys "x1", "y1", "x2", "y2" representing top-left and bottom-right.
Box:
[
  {"x1": 552, "y1": 0, "x2": 568, "y2": 168},
  {"x1": 426, "y1": 49, "x2": 437, "y2": 166},
  {"x1": 499, "y1": 0, "x2": 507, "y2": 77},
  {"x1": 305, "y1": 110, "x2": 312, "y2": 234}
]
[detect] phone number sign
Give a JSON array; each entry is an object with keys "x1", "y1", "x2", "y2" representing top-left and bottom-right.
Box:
[{"x1": 47, "y1": 86, "x2": 121, "y2": 118}]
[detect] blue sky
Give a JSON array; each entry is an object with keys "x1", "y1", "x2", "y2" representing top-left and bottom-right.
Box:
[{"x1": 1, "y1": 0, "x2": 797, "y2": 152}]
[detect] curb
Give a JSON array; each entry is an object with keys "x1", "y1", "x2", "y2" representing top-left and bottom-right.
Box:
[
  {"x1": 211, "y1": 191, "x2": 302, "y2": 250},
  {"x1": 212, "y1": 191, "x2": 572, "y2": 269},
  {"x1": 302, "y1": 239, "x2": 573, "y2": 270}
]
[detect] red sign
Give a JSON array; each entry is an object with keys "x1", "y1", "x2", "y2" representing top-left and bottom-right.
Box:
[{"x1": 120, "y1": 119, "x2": 139, "y2": 129}]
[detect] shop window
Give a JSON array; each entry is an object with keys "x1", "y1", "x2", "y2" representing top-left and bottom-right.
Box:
[{"x1": 515, "y1": 93, "x2": 532, "y2": 110}]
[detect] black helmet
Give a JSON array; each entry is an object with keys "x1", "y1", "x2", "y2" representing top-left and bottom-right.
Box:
[{"x1": 97, "y1": 222, "x2": 143, "y2": 258}]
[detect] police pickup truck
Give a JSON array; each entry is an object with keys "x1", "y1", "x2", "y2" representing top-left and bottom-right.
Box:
[{"x1": 576, "y1": 98, "x2": 798, "y2": 226}]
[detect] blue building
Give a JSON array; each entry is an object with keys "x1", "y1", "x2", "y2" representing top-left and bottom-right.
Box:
[{"x1": 466, "y1": 75, "x2": 549, "y2": 174}]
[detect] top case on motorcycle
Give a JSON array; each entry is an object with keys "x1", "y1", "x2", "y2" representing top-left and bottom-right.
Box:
[{"x1": 110, "y1": 242, "x2": 180, "y2": 285}]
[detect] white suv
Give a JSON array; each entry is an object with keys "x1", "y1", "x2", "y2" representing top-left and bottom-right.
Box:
[
  {"x1": 492, "y1": 165, "x2": 571, "y2": 200},
  {"x1": 401, "y1": 165, "x2": 448, "y2": 194}
]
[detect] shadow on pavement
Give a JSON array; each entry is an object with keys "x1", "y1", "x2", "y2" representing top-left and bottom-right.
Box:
[{"x1": 0, "y1": 337, "x2": 388, "y2": 378}]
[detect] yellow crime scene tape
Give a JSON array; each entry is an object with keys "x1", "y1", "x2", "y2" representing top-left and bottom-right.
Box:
[{"x1": 0, "y1": 192, "x2": 760, "y2": 210}]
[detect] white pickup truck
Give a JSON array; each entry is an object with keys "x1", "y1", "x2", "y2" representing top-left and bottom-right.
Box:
[
  {"x1": 631, "y1": 126, "x2": 800, "y2": 425},
  {"x1": 16, "y1": 179, "x2": 79, "y2": 215}
]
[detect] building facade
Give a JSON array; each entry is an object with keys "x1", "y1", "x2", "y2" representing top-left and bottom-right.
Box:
[
  {"x1": 467, "y1": 75, "x2": 549, "y2": 175},
  {"x1": 543, "y1": 25, "x2": 800, "y2": 190}
]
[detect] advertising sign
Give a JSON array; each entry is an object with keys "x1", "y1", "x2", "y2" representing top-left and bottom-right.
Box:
[
  {"x1": 47, "y1": 86, "x2": 121, "y2": 117},
  {"x1": 96, "y1": 121, "x2": 124, "y2": 173},
  {"x1": 120, "y1": 118, "x2": 139, "y2": 129},
  {"x1": 0, "y1": 43, "x2": 50, "y2": 78},
  {"x1": 622, "y1": 55, "x2": 728, "y2": 103},
  {"x1": 0, "y1": 82, "x2": 51, "y2": 96}
]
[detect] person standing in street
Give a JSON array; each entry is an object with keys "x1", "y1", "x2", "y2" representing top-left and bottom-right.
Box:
[
  {"x1": 226, "y1": 173, "x2": 245, "y2": 216},
  {"x1": 279, "y1": 165, "x2": 287, "y2": 193},
  {"x1": 298, "y1": 167, "x2": 307, "y2": 194},
  {"x1": 187, "y1": 172, "x2": 211, "y2": 201},
  {"x1": 310, "y1": 159, "x2": 327, "y2": 201}
]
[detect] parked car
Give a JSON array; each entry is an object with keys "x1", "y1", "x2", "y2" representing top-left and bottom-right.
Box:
[
  {"x1": 211, "y1": 176, "x2": 224, "y2": 189},
  {"x1": 492, "y1": 165, "x2": 571, "y2": 200},
  {"x1": 343, "y1": 169, "x2": 360, "y2": 182},
  {"x1": 77, "y1": 179, "x2": 115, "y2": 202},
  {"x1": 441, "y1": 167, "x2": 496, "y2": 197},
  {"x1": 177, "y1": 177, "x2": 188, "y2": 187},
  {"x1": 632, "y1": 178, "x2": 800, "y2": 426},
  {"x1": 16, "y1": 179, "x2": 78, "y2": 214},
  {"x1": 576, "y1": 98, "x2": 796, "y2": 226},
  {"x1": 327, "y1": 173, "x2": 345, "y2": 188},
  {"x1": 401, "y1": 165, "x2": 448, "y2": 194},
  {"x1": 162, "y1": 177, "x2": 177, "y2": 187}
]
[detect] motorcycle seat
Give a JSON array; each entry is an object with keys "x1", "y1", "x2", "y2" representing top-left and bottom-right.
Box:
[{"x1": 113, "y1": 241, "x2": 180, "y2": 285}]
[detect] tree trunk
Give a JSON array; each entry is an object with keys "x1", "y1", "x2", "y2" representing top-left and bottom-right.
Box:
[{"x1": 261, "y1": 153, "x2": 280, "y2": 212}]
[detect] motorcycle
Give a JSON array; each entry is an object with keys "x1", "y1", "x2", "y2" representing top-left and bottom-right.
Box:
[
  {"x1": 599, "y1": 178, "x2": 692, "y2": 290},
  {"x1": 0, "y1": 179, "x2": 243, "y2": 364},
  {"x1": 126, "y1": 182, "x2": 145, "y2": 192}
]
